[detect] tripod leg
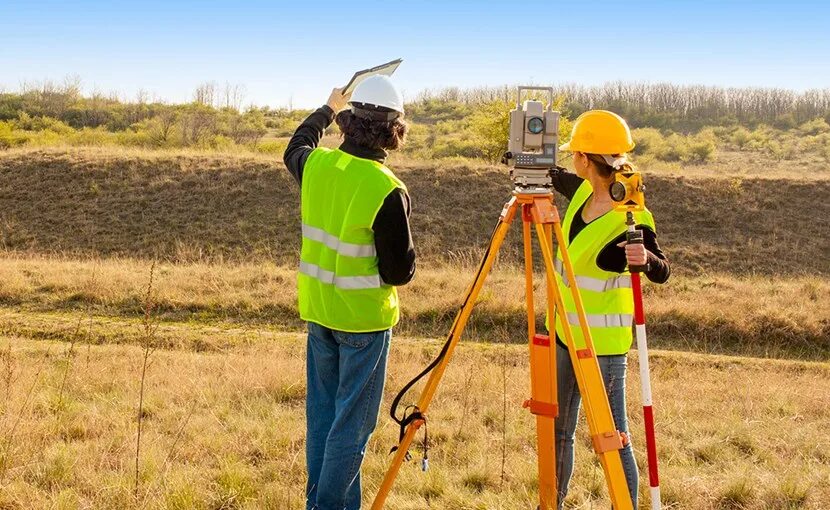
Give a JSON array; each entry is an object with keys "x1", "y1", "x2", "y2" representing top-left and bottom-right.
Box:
[
  {"x1": 532, "y1": 199, "x2": 632, "y2": 510},
  {"x1": 371, "y1": 199, "x2": 518, "y2": 510},
  {"x1": 522, "y1": 207, "x2": 557, "y2": 510},
  {"x1": 543, "y1": 223, "x2": 559, "y2": 506}
]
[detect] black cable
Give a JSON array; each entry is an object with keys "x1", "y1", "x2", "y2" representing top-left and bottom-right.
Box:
[{"x1": 388, "y1": 217, "x2": 504, "y2": 457}]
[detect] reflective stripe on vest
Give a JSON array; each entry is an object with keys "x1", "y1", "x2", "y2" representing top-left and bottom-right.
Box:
[
  {"x1": 302, "y1": 224, "x2": 377, "y2": 258},
  {"x1": 554, "y1": 259, "x2": 632, "y2": 293},
  {"x1": 566, "y1": 312, "x2": 634, "y2": 329},
  {"x1": 299, "y1": 261, "x2": 381, "y2": 290}
]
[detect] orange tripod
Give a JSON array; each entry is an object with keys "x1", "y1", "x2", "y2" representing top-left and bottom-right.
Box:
[{"x1": 371, "y1": 190, "x2": 633, "y2": 510}]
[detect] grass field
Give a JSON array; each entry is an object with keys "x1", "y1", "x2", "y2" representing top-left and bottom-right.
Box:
[
  {"x1": 0, "y1": 145, "x2": 828, "y2": 509},
  {"x1": 0, "y1": 329, "x2": 828, "y2": 509},
  {"x1": 0, "y1": 256, "x2": 826, "y2": 360}
]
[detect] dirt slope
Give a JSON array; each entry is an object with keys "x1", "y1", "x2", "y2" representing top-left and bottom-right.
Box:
[{"x1": 1, "y1": 148, "x2": 827, "y2": 275}]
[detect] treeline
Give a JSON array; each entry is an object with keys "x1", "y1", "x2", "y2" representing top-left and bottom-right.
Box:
[
  {"x1": 413, "y1": 83, "x2": 830, "y2": 132},
  {"x1": 2, "y1": 79, "x2": 830, "y2": 164},
  {"x1": 0, "y1": 79, "x2": 272, "y2": 151}
]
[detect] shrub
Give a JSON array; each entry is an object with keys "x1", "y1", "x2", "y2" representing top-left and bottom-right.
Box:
[
  {"x1": 730, "y1": 127, "x2": 752, "y2": 148},
  {"x1": 15, "y1": 113, "x2": 75, "y2": 135},
  {"x1": 799, "y1": 132, "x2": 830, "y2": 158},
  {"x1": 631, "y1": 127, "x2": 664, "y2": 155},
  {"x1": 467, "y1": 99, "x2": 511, "y2": 162},
  {"x1": 400, "y1": 122, "x2": 431, "y2": 154},
  {"x1": 686, "y1": 138, "x2": 716, "y2": 163},
  {"x1": 798, "y1": 118, "x2": 830, "y2": 136},
  {"x1": 431, "y1": 136, "x2": 485, "y2": 159},
  {"x1": 254, "y1": 140, "x2": 287, "y2": 155},
  {"x1": 631, "y1": 128, "x2": 715, "y2": 164},
  {"x1": 70, "y1": 127, "x2": 115, "y2": 146},
  {"x1": 0, "y1": 121, "x2": 26, "y2": 149},
  {"x1": 656, "y1": 133, "x2": 688, "y2": 161},
  {"x1": 202, "y1": 134, "x2": 236, "y2": 151}
]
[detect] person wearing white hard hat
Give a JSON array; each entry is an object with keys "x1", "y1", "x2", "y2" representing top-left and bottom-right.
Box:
[{"x1": 283, "y1": 75, "x2": 414, "y2": 510}]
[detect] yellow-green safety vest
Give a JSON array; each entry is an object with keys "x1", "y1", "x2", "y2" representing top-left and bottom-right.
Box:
[
  {"x1": 298, "y1": 147, "x2": 406, "y2": 332},
  {"x1": 548, "y1": 180, "x2": 656, "y2": 355}
]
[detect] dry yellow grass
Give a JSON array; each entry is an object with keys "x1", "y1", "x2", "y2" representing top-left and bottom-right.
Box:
[
  {"x1": 0, "y1": 255, "x2": 826, "y2": 359},
  {"x1": 0, "y1": 330, "x2": 827, "y2": 509}
]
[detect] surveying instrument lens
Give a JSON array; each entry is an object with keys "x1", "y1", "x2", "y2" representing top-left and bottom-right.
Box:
[{"x1": 527, "y1": 116, "x2": 544, "y2": 134}]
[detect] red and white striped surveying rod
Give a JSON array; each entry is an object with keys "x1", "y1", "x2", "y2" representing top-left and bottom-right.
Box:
[{"x1": 626, "y1": 213, "x2": 661, "y2": 509}]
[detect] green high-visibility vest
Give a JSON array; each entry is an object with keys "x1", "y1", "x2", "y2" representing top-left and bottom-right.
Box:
[
  {"x1": 298, "y1": 147, "x2": 406, "y2": 333},
  {"x1": 548, "y1": 180, "x2": 656, "y2": 355}
]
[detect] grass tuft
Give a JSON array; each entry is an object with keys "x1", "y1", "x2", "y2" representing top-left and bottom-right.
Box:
[
  {"x1": 765, "y1": 480, "x2": 810, "y2": 509},
  {"x1": 718, "y1": 478, "x2": 756, "y2": 509},
  {"x1": 461, "y1": 470, "x2": 495, "y2": 493},
  {"x1": 212, "y1": 460, "x2": 257, "y2": 508}
]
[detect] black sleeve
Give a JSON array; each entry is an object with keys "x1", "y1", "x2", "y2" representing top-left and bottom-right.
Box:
[
  {"x1": 373, "y1": 189, "x2": 416, "y2": 286},
  {"x1": 282, "y1": 105, "x2": 335, "y2": 185},
  {"x1": 596, "y1": 227, "x2": 671, "y2": 283},
  {"x1": 549, "y1": 167, "x2": 584, "y2": 201}
]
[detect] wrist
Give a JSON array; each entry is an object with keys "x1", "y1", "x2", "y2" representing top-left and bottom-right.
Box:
[{"x1": 320, "y1": 104, "x2": 336, "y2": 123}]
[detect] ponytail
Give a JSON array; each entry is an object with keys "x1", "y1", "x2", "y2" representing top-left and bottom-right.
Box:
[{"x1": 585, "y1": 153, "x2": 633, "y2": 178}]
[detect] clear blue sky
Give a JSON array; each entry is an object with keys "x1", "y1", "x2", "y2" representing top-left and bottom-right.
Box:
[{"x1": 1, "y1": 0, "x2": 828, "y2": 108}]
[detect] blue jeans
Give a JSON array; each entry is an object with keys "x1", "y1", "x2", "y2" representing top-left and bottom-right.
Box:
[
  {"x1": 305, "y1": 322, "x2": 391, "y2": 510},
  {"x1": 555, "y1": 344, "x2": 638, "y2": 509}
]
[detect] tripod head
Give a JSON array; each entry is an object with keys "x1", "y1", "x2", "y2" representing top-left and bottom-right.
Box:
[{"x1": 502, "y1": 86, "x2": 560, "y2": 193}]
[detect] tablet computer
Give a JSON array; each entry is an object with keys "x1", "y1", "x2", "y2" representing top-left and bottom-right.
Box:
[{"x1": 343, "y1": 58, "x2": 403, "y2": 94}]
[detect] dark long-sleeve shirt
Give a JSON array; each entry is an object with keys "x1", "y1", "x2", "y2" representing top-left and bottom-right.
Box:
[
  {"x1": 550, "y1": 168, "x2": 671, "y2": 283},
  {"x1": 283, "y1": 106, "x2": 416, "y2": 286}
]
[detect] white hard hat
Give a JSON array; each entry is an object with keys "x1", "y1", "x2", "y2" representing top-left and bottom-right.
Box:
[{"x1": 349, "y1": 75, "x2": 404, "y2": 118}]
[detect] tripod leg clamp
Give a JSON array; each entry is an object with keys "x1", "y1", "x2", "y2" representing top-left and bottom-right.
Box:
[
  {"x1": 576, "y1": 348, "x2": 594, "y2": 359},
  {"x1": 592, "y1": 431, "x2": 624, "y2": 454},
  {"x1": 523, "y1": 399, "x2": 558, "y2": 418}
]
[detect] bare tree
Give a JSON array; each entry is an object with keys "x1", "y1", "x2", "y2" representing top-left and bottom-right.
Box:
[
  {"x1": 136, "y1": 88, "x2": 148, "y2": 105},
  {"x1": 221, "y1": 82, "x2": 246, "y2": 111},
  {"x1": 19, "y1": 75, "x2": 83, "y2": 118},
  {"x1": 414, "y1": 82, "x2": 830, "y2": 130},
  {"x1": 193, "y1": 81, "x2": 217, "y2": 106}
]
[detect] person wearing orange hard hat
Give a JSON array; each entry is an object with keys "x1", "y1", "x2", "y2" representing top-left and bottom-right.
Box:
[{"x1": 549, "y1": 110, "x2": 671, "y2": 509}]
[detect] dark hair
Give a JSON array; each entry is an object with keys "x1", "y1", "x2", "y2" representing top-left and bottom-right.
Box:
[
  {"x1": 584, "y1": 153, "x2": 634, "y2": 178},
  {"x1": 335, "y1": 109, "x2": 408, "y2": 151}
]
